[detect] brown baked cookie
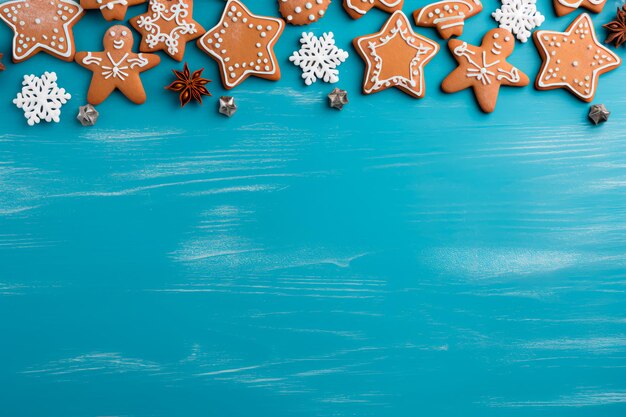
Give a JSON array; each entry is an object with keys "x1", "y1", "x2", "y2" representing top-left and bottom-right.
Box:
[
  {"x1": 197, "y1": 0, "x2": 285, "y2": 89},
  {"x1": 75, "y1": 25, "x2": 160, "y2": 104},
  {"x1": 130, "y1": 0, "x2": 205, "y2": 61},
  {"x1": 343, "y1": 0, "x2": 403, "y2": 19},
  {"x1": 278, "y1": 0, "x2": 331, "y2": 25},
  {"x1": 353, "y1": 11, "x2": 439, "y2": 98},
  {"x1": 413, "y1": 0, "x2": 483, "y2": 39},
  {"x1": 534, "y1": 13, "x2": 620, "y2": 102},
  {"x1": 553, "y1": 0, "x2": 605, "y2": 17},
  {"x1": 0, "y1": 0, "x2": 84, "y2": 63},
  {"x1": 80, "y1": 0, "x2": 146, "y2": 21},
  {"x1": 441, "y1": 28, "x2": 529, "y2": 113}
]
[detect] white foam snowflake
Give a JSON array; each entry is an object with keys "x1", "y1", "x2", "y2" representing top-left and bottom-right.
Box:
[
  {"x1": 13, "y1": 72, "x2": 71, "y2": 126},
  {"x1": 289, "y1": 32, "x2": 349, "y2": 86},
  {"x1": 492, "y1": 0, "x2": 545, "y2": 43}
]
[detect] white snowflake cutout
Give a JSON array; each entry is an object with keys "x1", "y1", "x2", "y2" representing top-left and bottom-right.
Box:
[
  {"x1": 492, "y1": 0, "x2": 545, "y2": 43},
  {"x1": 289, "y1": 32, "x2": 349, "y2": 85},
  {"x1": 13, "y1": 72, "x2": 71, "y2": 126}
]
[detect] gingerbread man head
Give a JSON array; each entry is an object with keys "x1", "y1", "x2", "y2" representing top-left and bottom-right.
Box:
[
  {"x1": 103, "y1": 25, "x2": 134, "y2": 52},
  {"x1": 483, "y1": 29, "x2": 515, "y2": 57}
]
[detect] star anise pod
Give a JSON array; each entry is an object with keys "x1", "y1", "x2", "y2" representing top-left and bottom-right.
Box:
[
  {"x1": 165, "y1": 63, "x2": 211, "y2": 107},
  {"x1": 0, "y1": 52, "x2": 5, "y2": 72},
  {"x1": 604, "y1": 6, "x2": 626, "y2": 47}
]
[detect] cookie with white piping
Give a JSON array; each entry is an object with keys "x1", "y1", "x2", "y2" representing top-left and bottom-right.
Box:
[
  {"x1": 80, "y1": 0, "x2": 146, "y2": 21},
  {"x1": 278, "y1": 0, "x2": 330, "y2": 25},
  {"x1": 413, "y1": 0, "x2": 482, "y2": 39},
  {"x1": 0, "y1": 0, "x2": 84, "y2": 63},
  {"x1": 533, "y1": 13, "x2": 620, "y2": 102},
  {"x1": 197, "y1": 0, "x2": 284, "y2": 89},
  {"x1": 343, "y1": 0, "x2": 403, "y2": 19},
  {"x1": 75, "y1": 25, "x2": 160, "y2": 104}
]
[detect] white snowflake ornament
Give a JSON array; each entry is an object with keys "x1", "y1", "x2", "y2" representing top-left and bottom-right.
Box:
[
  {"x1": 492, "y1": 0, "x2": 545, "y2": 43},
  {"x1": 13, "y1": 72, "x2": 71, "y2": 126},
  {"x1": 289, "y1": 32, "x2": 349, "y2": 85}
]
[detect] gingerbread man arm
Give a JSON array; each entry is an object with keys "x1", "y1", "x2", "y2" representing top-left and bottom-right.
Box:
[
  {"x1": 75, "y1": 51, "x2": 107, "y2": 71},
  {"x1": 495, "y1": 61, "x2": 529, "y2": 87},
  {"x1": 128, "y1": 53, "x2": 160, "y2": 73}
]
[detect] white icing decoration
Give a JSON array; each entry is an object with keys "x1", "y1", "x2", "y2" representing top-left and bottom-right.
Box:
[
  {"x1": 82, "y1": 51, "x2": 149, "y2": 80},
  {"x1": 289, "y1": 32, "x2": 348, "y2": 85},
  {"x1": 0, "y1": 0, "x2": 83, "y2": 60},
  {"x1": 197, "y1": 0, "x2": 283, "y2": 88},
  {"x1": 416, "y1": 0, "x2": 481, "y2": 31},
  {"x1": 557, "y1": 0, "x2": 603, "y2": 9},
  {"x1": 535, "y1": 13, "x2": 621, "y2": 100},
  {"x1": 13, "y1": 71, "x2": 71, "y2": 126},
  {"x1": 357, "y1": 11, "x2": 438, "y2": 96},
  {"x1": 492, "y1": 0, "x2": 544, "y2": 43},
  {"x1": 345, "y1": 0, "x2": 402, "y2": 14},
  {"x1": 96, "y1": 0, "x2": 128, "y2": 10},
  {"x1": 134, "y1": 0, "x2": 200, "y2": 56}
]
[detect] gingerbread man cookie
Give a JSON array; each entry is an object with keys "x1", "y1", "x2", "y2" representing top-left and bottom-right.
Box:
[
  {"x1": 343, "y1": 0, "x2": 403, "y2": 19},
  {"x1": 0, "y1": 0, "x2": 84, "y2": 63},
  {"x1": 353, "y1": 11, "x2": 439, "y2": 98},
  {"x1": 278, "y1": 0, "x2": 330, "y2": 25},
  {"x1": 534, "y1": 13, "x2": 620, "y2": 102},
  {"x1": 130, "y1": 0, "x2": 205, "y2": 61},
  {"x1": 75, "y1": 25, "x2": 160, "y2": 104},
  {"x1": 553, "y1": 0, "x2": 605, "y2": 17},
  {"x1": 441, "y1": 28, "x2": 529, "y2": 113},
  {"x1": 197, "y1": 0, "x2": 284, "y2": 89},
  {"x1": 80, "y1": 0, "x2": 146, "y2": 21},
  {"x1": 413, "y1": 0, "x2": 483, "y2": 39}
]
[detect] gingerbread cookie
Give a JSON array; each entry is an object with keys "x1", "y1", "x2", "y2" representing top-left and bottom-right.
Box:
[
  {"x1": 80, "y1": 0, "x2": 146, "y2": 21},
  {"x1": 343, "y1": 0, "x2": 403, "y2": 19},
  {"x1": 534, "y1": 13, "x2": 620, "y2": 102},
  {"x1": 197, "y1": 0, "x2": 284, "y2": 89},
  {"x1": 441, "y1": 28, "x2": 529, "y2": 113},
  {"x1": 414, "y1": 0, "x2": 482, "y2": 39},
  {"x1": 130, "y1": 0, "x2": 204, "y2": 61},
  {"x1": 353, "y1": 11, "x2": 439, "y2": 98},
  {"x1": 553, "y1": 0, "x2": 605, "y2": 17},
  {"x1": 278, "y1": 0, "x2": 330, "y2": 25},
  {"x1": 0, "y1": 0, "x2": 84, "y2": 63},
  {"x1": 75, "y1": 25, "x2": 160, "y2": 104}
]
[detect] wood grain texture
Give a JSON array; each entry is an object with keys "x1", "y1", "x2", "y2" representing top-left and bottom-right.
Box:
[{"x1": 1, "y1": 1, "x2": 626, "y2": 416}]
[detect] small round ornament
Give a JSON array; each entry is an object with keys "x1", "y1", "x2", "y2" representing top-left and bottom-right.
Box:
[{"x1": 278, "y1": 0, "x2": 331, "y2": 25}]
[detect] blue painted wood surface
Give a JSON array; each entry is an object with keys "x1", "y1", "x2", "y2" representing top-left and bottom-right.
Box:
[{"x1": 2, "y1": 0, "x2": 626, "y2": 415}]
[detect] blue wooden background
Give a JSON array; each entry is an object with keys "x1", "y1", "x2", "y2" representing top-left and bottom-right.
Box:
[{"x1": 2, "y1": 0, "x2": 626, "y2": 416}]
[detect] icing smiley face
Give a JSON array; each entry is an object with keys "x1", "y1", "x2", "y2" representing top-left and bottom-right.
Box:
[
  {"x1": 486, "y1": 29, "x2": 515, "y2": 56},
  {"x1": 103, "y1": 25, "x2": 133, "y2": 52}
]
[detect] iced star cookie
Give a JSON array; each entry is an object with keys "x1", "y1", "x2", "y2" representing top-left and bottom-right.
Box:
[
  {"x1": 553, "y1": 0, "x2": 605, "y2": 17},
  {"x1": 343, "y1": 0, "x2": 403, "y2": 19},
  {"x1": 353, "y1": 11, "x2": 439, "y2": 98},
  {"x1": 278, "y1": 0, "x2": 330, "y2": 25},
  {"x1": 75, "y1": 25, "x2": 160, "y2": 104},
  {"x1": 0, "y1": 0, "x2": 84, "y2": 63},
  {"x1": 130, "y1": 0, "x2": 205, "y2": 61},
  {"x1": 533, "y1": 13, "x2": 620, "y2": 102},
  {"x1": 80, "y1": 0, "x2": 146, "y2": 21},
  {"x1": 413, "y1": 0, "x2": 482, "y2": 39},
  {"x1": 197, "y1": 0, "x2": 284, "y2": 89},
  {"x1": 441, "y1": 28, "x2": 529, "y2": 113}
]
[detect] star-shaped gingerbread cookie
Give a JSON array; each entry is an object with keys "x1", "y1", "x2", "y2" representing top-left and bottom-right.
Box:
[
  {"x1": 80, "y1": 0, "x2": 146, "y2": 21},
  {"x1": 0, "y1": 0, "x2": 84, "y2": 62},
  {"x1": 130, "y1": 0, "x2": 205, "y2": 61},
  {"x1": 533, "y1": 13, "x2": 620, "y2": 102},
  {"x1": 441, "y1": 28, "x2": 529, "y2": 113},
  {"x1": 197, "y1": 0, "x2": 284, "y2": 89},
  {"x1": 343, "y1": 0, "x2": 403, "y2": 19},
  {"x1": 553, "y1": 0, "x2": 605, "y2": 17},
  {"x1": 353, "y1": 11, "x2": 439, "y2": 98},
  {"x1": 75, "y1": 25, "x2": 160, "y2": 104}
]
